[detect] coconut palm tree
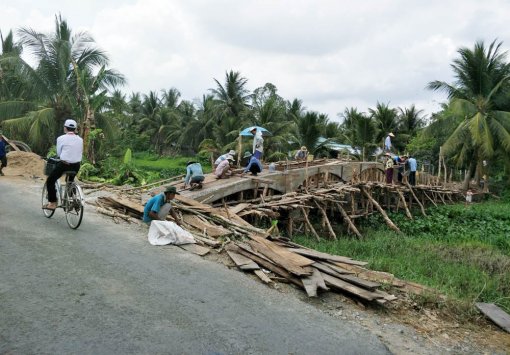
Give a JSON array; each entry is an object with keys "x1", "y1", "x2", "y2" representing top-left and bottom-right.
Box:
[
  {"x1": 0, "y1": 15, "x2": 124, "y2": 154},
  {"x1": 340, "y1": 108, "x2": 377, "y2": 160},
  {"x1": 427, "y1": 39, "x2": 510, "y2": 189},
  {"x1": 397, "y1": 104, "x2": 426, "y2": 148},
  {"x1": 369, "y1": 102, "x2": 399, "y2": 150},
  {"x1": 210, "y1": 70, "x2": 251, "y2": 124}
]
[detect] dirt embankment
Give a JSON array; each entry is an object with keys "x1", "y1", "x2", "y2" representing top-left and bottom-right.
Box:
[{"x1": 3, "y1": 151, "x2": 45, "y2": 178}]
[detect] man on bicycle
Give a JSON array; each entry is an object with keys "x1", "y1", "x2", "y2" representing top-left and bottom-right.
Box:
[{"x1": 43, "y1": 119, "x2": 83, "y2": 210}]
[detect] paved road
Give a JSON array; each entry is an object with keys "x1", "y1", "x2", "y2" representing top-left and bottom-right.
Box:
[{"x1": 0, "y1": 178, "x2": 390, "y2": 354}]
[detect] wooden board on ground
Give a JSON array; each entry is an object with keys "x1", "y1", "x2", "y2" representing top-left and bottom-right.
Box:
[
  {"x1": 179, "y1": 243, "x2": 211, "y2": 256},
  {"x1": 102, "y1": 195, "x2": 144, "y2": 214},
  {"x1": 248, "y1": 239, "x2": 312, "y2": 277},
  {"x1": 320, "y1": 272, "x2": 379, "y2": 301},
  {"x1": 254, "y1": 236, "x2": 314, "y2": 267},
  {"x1": 334, "y1": 273, "x2": 381, "y2": 291},
  {"x1": 182, "y1": 214, "x2": 232, "y2": 237},
  {"x1": 253, "y1": 270, "x2": 272, "y2": 284},
  {"x1": 226, "y1": 250, "x2": 259, "y2": 270},
  {"x1": 288, "y1": 248, "x2": 368, "y2": 266},
  {"x1": 301, "y1": 268, "x2": 329, "y2": 297},
  {"x1": 476, "y1": 303, "x2": 510, "y2": 333}
]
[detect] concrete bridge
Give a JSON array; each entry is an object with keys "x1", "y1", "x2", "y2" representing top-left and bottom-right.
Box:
[{"x1": 183, "y1": 160, "x2": 385, "y2": 204}]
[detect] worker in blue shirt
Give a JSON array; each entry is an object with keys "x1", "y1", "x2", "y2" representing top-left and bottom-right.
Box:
[
  {"x1": 143, "y1": 186, "x2": 182, "y2": 225},
  {"x1": 407, "y1": 155, "x2": 417, "y2": 186},
  {"x1": 241, "y1": 151, "x2": 263, "y2": 176},
  {"x1": 184, "y1": 161, "x2": 205, "y2": 190}
]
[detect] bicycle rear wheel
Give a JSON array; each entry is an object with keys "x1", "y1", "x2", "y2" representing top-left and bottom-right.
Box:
[
  {"x1": 41, "y1": 182, "x2": 56, "y2": 218},
  {"x1": 64, "y1": 183, "x2": 84, "y2": 229}
]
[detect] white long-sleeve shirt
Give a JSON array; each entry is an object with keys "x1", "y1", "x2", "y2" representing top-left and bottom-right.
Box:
[
  {"x1": 57, "y1": 132, "x2": 83, "y2": 163},
  {"x1": 252, "y1": 131, "x2": 264, "y2": 154}
]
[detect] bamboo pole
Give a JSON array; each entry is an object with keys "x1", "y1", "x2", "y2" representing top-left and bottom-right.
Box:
[
  {"x1": 300, "y1": 207, "x2": 321, "y2": 241},
  {"x1": 336, "y1": 203, "x2": 363, "y2": 239},
  {"x1": 314, "y1": 200, "x2": 337, "y2": 240},
  {"x1": 405, "y1": 182, "x2": 426, "y2": 216},
  {"x1": 360, "y1": 187, "x2": 401, "y2": 233},
  {"x1": 423, "y1": 190, "x2": 437, "y2": 207},
  {"x1": 397, "y1": 189, "x2": 413, "y2": 220}
]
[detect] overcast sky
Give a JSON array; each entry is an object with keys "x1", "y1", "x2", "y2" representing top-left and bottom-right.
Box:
[{"x1": 2, "y1": 0, "x2": 510, "y2": 121}]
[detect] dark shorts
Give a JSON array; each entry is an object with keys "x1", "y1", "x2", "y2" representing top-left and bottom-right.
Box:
[
  {"x1": 254, "y1": 150, "x2": 262, "y2": 159},
  {"x1": 0, "y1": 156, "x2": 6, "y2": 168},
  {"x1": 191, "y1": 175, "x2": 204, "y2": 184}
]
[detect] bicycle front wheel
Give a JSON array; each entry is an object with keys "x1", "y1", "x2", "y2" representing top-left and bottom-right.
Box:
[
  {"x1": 42, "y1": 182, "x2": 56, "y2": 218},
  {"x1": 64, "y1": 183, "x2": 84, "y2": 229}
]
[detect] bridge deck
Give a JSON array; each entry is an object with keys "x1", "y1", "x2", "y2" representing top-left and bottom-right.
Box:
[{"x1": 176, "y1": 160, "x2": 384, "y2": 204}]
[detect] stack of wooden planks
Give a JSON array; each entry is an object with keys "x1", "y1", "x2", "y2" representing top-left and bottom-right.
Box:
[
  {"x1": 227, "y1": 237, "x2": 397, "y2": 304},
  {"x1": 95, "y1": 192, "x2": 402, "y2": 305}
]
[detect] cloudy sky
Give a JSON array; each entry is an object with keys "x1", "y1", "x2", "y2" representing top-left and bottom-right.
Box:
[{"x1": 2, "y1": 0, "x2": 510, "y2": 121}]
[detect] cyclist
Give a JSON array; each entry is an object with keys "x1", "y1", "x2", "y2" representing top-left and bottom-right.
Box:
[{"x1": 43, "y1": 119, "x2": 83, "y2": 210}]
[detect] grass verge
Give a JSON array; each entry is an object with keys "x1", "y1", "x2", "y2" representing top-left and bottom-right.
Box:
[{"x1": 293, "y1": 200, "x2": 510, "y2": 318}]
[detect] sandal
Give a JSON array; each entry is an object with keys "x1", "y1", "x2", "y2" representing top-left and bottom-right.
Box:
[{"x1": 42, "y1": 203, "x2": 57, "y2": 211}]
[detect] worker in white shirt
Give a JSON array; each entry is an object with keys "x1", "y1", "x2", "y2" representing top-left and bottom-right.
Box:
[{"x1": 43, "y1": 119, "x2": 83, "y2": 210}]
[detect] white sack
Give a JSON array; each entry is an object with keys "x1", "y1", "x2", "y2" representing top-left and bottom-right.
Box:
[{"x1": 148, "y1": 220, "x2": 196, "y2": 246}]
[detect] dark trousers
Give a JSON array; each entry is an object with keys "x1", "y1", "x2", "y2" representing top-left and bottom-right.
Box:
[
  {"x1": 385, "y1": 168, "x2": 393, "y2": 184},
  {"x1": 409, "y1": 171, "x2": 416, "y2": 186},
  {"x1": 249, "y1": 164, "x2": 262, "y2": 176},
  {"x1": 397, "y1": 167, "x2": 404, "y2": 183},
  {"x1": 46, "y1": 161, "x2": 80, "y2": 202}
]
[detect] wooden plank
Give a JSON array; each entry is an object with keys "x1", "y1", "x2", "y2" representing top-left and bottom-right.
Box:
[
  {"x1": 228, "y1": 203, "x2": 251, "y2": 215},
  {"x1": 320, "y1": 272, "x2": 379, "y2": 301},
  {"x1": 178, "y1": 243, "x2": 210, "y2": 256},
  {"x1": 1, "y1": 135, "x2": 20, "y2": 151},
  {"x1": 252, "y1": 236, "x2": 314, "y2": 267},
  {"x1": 476, "y1": 303, "x2": 510, "y2": 333},
  {"x1": 226, "y1": 250, "x2": 260, "y2": 270},
  {"x1": 333, "y1": 274, "x2": 380, "y2": 291},
  {"x1": 235, "y1": 245, "x2": 303, "y2": 287},
  {"x1": 253, "y1": 269, "x2": 272, "y2": 284},
  {"x1": 248, "y1": 239, "x2": 312, "y2": 276},
  {"x1": 193, "y1": 235, "x2": 221, "y2": 247},
  {"x1": 182, "y1": 214, "x2": 232, "y2": 237},
  {"x1": 102, "y1": 196, "x2": 144, "y2": 214},
  {"x1": 312, "y1": 262, "x2": 348, "y2": 278},
  {"x1": 288, "y1": 248, "x2": 368, "y2": 266},
  {"x1": 301, "y1": 268, "x2": 329, "y2": 297},
  {"x1": 320, "y1": 261, "x2": 355, "y2": 275}
]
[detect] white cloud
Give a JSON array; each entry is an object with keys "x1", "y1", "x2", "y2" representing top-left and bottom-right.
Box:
[{"x1": 2, "y1": 0, "x2": 510, "y2": 120}]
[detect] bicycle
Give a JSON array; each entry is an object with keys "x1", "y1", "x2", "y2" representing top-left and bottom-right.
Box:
[{"x1": 42, "y1": 159, "x2": 85, "y2": 229}]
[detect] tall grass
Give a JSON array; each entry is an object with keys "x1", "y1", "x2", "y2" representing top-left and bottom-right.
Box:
[
  {"x1": 293, "y1": 200, "x2": 510, "y2": 314},
  {"x1": 132, "y1": 152, "x2": 212, "y2": 181}
]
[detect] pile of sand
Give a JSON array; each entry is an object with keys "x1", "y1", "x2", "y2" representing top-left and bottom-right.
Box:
[{"x1": 4, "y1": 151, "x2": 45, "y2": 178}]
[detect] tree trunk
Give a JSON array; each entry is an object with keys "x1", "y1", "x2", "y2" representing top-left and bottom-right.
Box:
[
  {"x1": 82, "y1": 106, "x2": 96, "y2": 164},
  {"x1": 462, "y1": 160, "x2": 477, "y2": 191}
]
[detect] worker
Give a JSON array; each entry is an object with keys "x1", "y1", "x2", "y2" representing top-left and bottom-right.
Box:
[
  {"x1": 214, "y1": 150, "x2": 236, "y2": 167},
  {"x1": 184, "y1": 161, "x2": 205, "y2": 190},
  {"x1": 143, "y1": 186, "x2": 182, "y2": 225},
  {"x1": 250, "y1": 127, "x2": 264, "y2": 159},
  {"x1": 241, "y1": 151, "x2": 263, "y2": 176},
  {"x1": 407, "y1": 155, "x2": 417, "y2": 186},
  {"x1": 215, "y1": 156, "x2": 235, "y2": 179},
  {"x1": 295, "y1": 146, "x2": 308, "y2": 161},
  {"x1": 385, "y1": 132, "x2": 395, "y2": 152}
]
